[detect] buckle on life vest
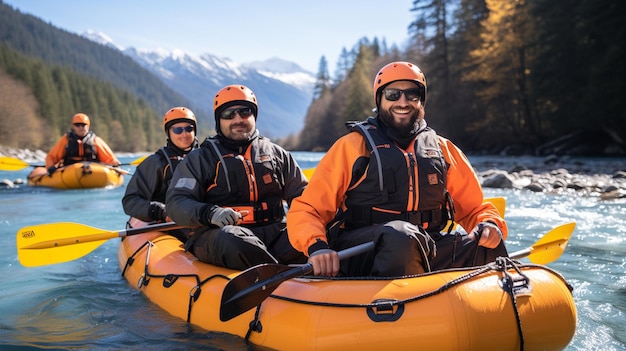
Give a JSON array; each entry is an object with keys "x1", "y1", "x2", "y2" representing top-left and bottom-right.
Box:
[
  {"x1": 231, "y1": 205, "x2": 257, "y2": 225},
  {"x1": 230, "y1": 202, "x2": 285, "y2": 225}
]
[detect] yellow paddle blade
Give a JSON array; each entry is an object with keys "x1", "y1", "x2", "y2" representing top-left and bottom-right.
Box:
[
  {"x1": 303, "y1": 167, "x2": 315, "y2": 179},
  {"x1": 128, "y1": 154, "x2": 148, "y2": 165},
  {"x1": 486, "y1": 196, "x2": 506, "y2": 217},
  {"x1": 16, "y1": 221, "x2": 183, "y2": 267},
  {"x1": 526, "y1": 222, "x2": 576, "y2": 264},
  {"x1": 0, "y1": 156, "x2": 32, "y2": 171},
  {"x1": 509, "y1": 222, "x2": 575, "y2": 264},
  {"x1": 16, "y1": 222, "x2": 119, "y2": 267}
]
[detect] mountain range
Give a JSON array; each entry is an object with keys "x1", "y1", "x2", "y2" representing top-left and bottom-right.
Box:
[{"x1": 82, "y1": 30, "x2": 315, "y2": 139}]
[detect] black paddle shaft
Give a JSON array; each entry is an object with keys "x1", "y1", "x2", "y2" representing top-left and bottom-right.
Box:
[{"x1": 219, "y1": 241, "x2": 375, "y2": 322}]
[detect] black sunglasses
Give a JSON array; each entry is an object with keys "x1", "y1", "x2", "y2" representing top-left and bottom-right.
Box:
[
  {"x1": 73, "y1": 123, "x2": 87, "y2": 127},
  {"x1": 170, "y1": 125, "x2": 194, "y2": 134},
  {"x1": 220, "y1": 107, "x2": 254, "y2": 120},
  {"x1": 382, "y1": 87, "x2": 424, "y2": 102}
]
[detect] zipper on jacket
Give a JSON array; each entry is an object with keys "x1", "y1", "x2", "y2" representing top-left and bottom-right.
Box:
[
  {"x1": 242, "y1": 157, "x2": 258, "y2": 202},
  {"x1": 407, "y1": 152, "x2": 418, "y2": 211}
]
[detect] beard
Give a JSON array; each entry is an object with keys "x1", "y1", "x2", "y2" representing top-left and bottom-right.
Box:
[{"x1": 378, "y1": 105, "x2": 425, "y2": 138}]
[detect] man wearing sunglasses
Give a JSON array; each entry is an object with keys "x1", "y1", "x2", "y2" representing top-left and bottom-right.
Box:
[
  {"x1": 45, "y1": 113, "x2": 120, "y2": 175},
  {"x1": 287, "y1": 61, "x2": 509, "y2": 277},
  {"x1": 166, "y1": 85, "x2": 308, "y2": 270},
  {"x1": 122, "y1": 107, "x2": 199, "y2": 240}
]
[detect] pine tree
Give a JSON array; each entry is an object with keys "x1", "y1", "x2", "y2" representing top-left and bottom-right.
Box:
[{"x1": 312, "y1": 56, "x2": 331, "y2": 101}]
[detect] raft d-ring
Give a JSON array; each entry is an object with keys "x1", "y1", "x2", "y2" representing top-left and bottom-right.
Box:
[
  {"x1": 137, "y1": 274, "x2": 149, "y2": 289},
  {"x1": 81, "y1": 163, "x2": 93, "y2": 175},
  {"x1": 366, "y1": 299, "x2": 405, "y2": 322},
  {"x1": 249, "y1": 319, "x2": 262, "y2": 333},
  {"x1": 163, "y1": 274, "x2": 178, "y2": 288},
  {"x1": 190, "y1": 285, "x2": 201, "y2": 302}
]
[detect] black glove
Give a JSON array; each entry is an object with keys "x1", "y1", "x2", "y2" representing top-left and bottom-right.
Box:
[
  {"x1": 210, "y1": 207, "x2": 242, "y2": 227},
  {"x1": 149, "y1": 201, "x2": 167, "y2": 221},
  {"x1": 47, "y1": 165, "x2": 57, "y2": 175}
]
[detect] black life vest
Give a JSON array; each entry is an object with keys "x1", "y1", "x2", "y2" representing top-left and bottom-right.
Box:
[
  {"x1": 146, "y1": 146, "x2": 187, "y2": 203},
  {"x1": 63, "y1": 131, "x2": 97, "y2": 165},
  {"x1": 201, "y1": 137, "x2": 285, "y2": 225},
  {"x1": 158, "y1": 138, "x2": 199, "y2": 190},
  {"x1": 342, "y1": 117, "x2": 454, "y2": 233},
  {"x1": 156, "y1": 146, "x2": 186, "y2": 183}
]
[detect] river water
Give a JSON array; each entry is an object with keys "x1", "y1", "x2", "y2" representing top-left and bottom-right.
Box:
[{"x1": 1, "y1": 152, "x2": 624, "y2": 350}]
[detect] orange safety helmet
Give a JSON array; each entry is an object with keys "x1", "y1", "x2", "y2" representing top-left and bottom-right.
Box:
[
  {"x1": 162, "y1": 106, "x2": 197, "y2": 134},
  {"x1": 373, "y1": 61, "x2": 427, "y2": 106},
  {"x1": 214, "y1": 85, "x2": 258, "y2": 118},
  {"x1": 72, "y1": 113, "x2": 90, "y2": 126},
  {"x1": 213, "y1": 85, "x2": 258, "y2": 135}
]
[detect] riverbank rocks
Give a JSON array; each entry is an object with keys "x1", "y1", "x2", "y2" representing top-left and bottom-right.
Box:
[
  {"x1": 475, "y1": 156, "x2": 626, "y2": 199},
  {"x1": 0, "y1": 145, "x2": 47, "y2": 163},
  {"x1": 1, "y1": 146, "x2": 625, "y2": 199}
]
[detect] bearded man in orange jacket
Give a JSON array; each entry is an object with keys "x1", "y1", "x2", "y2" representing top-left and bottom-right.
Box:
[{"x1": 287, "y1": 61, "x2": 508, "y2": 277}]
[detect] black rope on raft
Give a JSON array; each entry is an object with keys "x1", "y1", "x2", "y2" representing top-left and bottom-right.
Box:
[
  {"x1": 269, "y1": 265, "x2": 493, "y2": 309},
  {"x1": 244, "y1": 305, "x2": 263, "y2": 342},
  {"x1": 495, "y1": 256, "x2": 531, "y2": 351},
  {"x1": 120, "y1": 239, "x2": 231, "y2": 323}
]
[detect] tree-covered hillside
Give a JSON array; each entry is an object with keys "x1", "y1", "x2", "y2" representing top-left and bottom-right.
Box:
[
  {"x1": 1, "y1": 0, "x2": 624, "y2": 156},
  {"x1": 298, "y1": 0, "x2": 625, "y2": 156},
  {"x1": 0, "y1": 44, "x2": 162, "y2": 151},
  {"x1": 0, "y1": 1, "x2": 210, "y2": 152}
]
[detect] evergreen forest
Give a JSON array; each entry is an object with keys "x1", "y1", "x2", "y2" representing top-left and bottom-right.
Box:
[
  {"x1": 0, "y1": 1, "x2": 203, "y2": 152},
  {"x1": 294, "y1": 0, "x2": 625, "y2": 156},
  {"x1": 1, "y1": 0, "x2": 624, "y2": 156}
]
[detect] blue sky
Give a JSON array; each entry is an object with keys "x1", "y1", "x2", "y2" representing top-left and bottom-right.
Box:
[{"x1": 5, "y1": 0, "x2": 415, "y2": 73}]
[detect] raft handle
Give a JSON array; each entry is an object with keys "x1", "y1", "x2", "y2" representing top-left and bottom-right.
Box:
[{"x1": 366, "y1": 299, "x2": 405, "y2": 322}]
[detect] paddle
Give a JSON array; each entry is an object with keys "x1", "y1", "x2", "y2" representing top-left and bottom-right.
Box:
[
  {"x1": 220, "y1": 241, "x2": 375, "y2": 322},
  {"x1": 302, "y1": 167, "x2": 315, "y2": 179},
  {"x1": 509, "y1": 221, "x2": 576, "y2": 264},
  {"x1": 219, "y1": 221, "x2": 576, "y2": 321},
  {"x1": 16, "y1": 221, "x2": 182, "y2": 267},
  {"x1": 124, "y1": 154, "x2": 149, "y2": 166},
  {"x1": 0, "y1": 155, "x2": 147, "y2": 171}
]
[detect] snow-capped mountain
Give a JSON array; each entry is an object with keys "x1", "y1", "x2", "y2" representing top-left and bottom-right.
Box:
[
  {"x1": 82, "y1": 31, "x2": 315, "y2": 138},
  {"x1": 82, "y1": 30, "x2": 122, "y2": 50}
]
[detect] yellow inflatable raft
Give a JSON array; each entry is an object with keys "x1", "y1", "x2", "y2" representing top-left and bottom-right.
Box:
[
  {"x1": 118, "y1": 231, "x2": 577, "y2": 351},
  {"x1": 27, "y1": 162, "x2": 124, "y2": 189}
]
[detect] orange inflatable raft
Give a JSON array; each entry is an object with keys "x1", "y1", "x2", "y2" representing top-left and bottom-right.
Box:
[
  {"x1": 27, "y1": 162, "x2": 124, "y2": 189},
  {"x1": 118, "y1": 231, "x2": 577, "y2": 351}
]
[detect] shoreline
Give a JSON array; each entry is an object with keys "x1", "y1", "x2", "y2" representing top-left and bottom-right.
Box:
[{"x1": 2, "y1": 146, "x2": 625, "y2": 198}]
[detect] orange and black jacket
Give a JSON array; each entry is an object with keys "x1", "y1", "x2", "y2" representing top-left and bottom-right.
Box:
[
  {"x1": 287, "y1": 117, "x2": 507, "y2": 256},
  {"x1": 166, "y1": 135, "x2": 308, "y2": 228},
  {"x1": 45, "y1": 131, "x2": 119, "y2": 167}
]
